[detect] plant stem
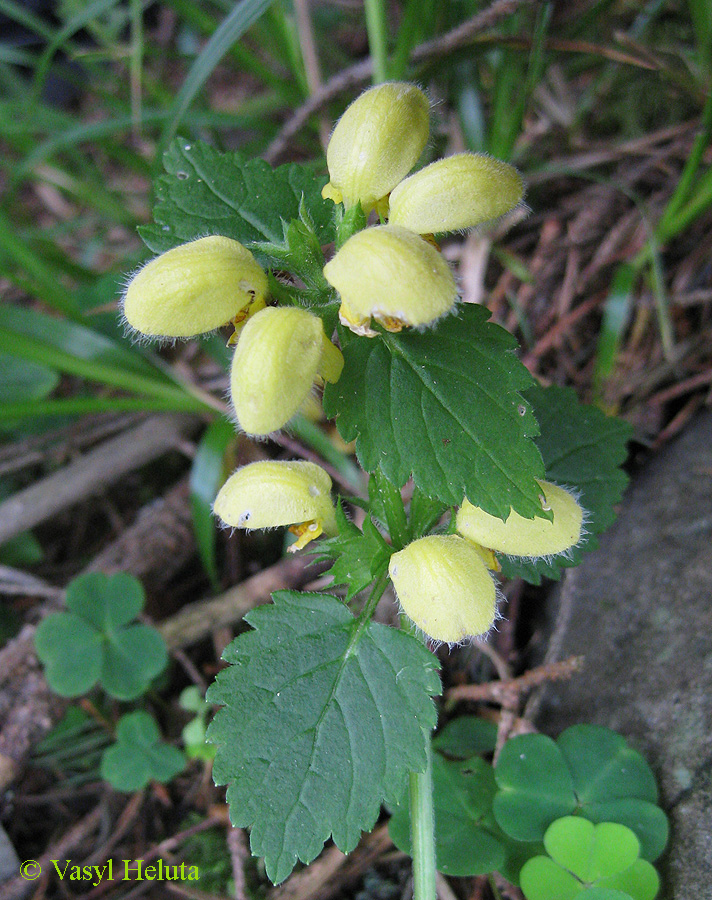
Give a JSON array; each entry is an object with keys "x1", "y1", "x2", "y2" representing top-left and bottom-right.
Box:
[{"x1": 409, "y1": 735, "x2": 437, "y2": 900}]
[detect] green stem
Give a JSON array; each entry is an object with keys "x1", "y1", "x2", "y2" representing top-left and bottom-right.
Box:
[
  {"x1": 364, "y1": 0, "x2": 389, "y2": 84},
  {"x1": 409, "y1": 735, "x2": 437, "y2": 900}
]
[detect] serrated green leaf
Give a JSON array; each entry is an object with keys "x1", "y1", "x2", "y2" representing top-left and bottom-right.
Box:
[
  {"x1": 389, "y1": 754, "x2": 506, "y2": 876},
  {"x1": 139, "y1": 139, "x2": 334, "y2": 265},
  {"x1": 100, "y1": 711, "x2": 185, "y2": 792},
  {"x1": 206, "y1": 590, "x2": 440, "y2": 884},
  {"x1": 313, "y1": 504, "x2": 392, "y2": 600},
  {"x1": 323, "y1": 306, "x2": 545, "y2": 517},
  {"x1": 500, "y1": 385, "x2": 632, "y2": 583}
]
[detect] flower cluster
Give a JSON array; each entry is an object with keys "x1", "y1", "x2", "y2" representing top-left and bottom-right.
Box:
[
  {"x1": 322, "y1": 82, "x2": 524, "y2": 335},
  {"x1": 120, "y1": 82, "x2": 572, "y2": 640}
]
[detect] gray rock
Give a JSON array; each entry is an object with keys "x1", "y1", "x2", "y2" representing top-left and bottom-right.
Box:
[{"x1": 535, "y1": 411, "x2": 712, "y2": 899}]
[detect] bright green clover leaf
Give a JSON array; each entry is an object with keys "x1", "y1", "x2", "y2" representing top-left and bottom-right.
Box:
[
  {"x1": 494, "y1": 726, "x2": 668, "y2": 861},
  {"x1": 179, "y1": 686, "x2": 216, "y2": 761},
  {"x1": 519, "y1": 817, "x2": 660, "y2": 900},
  {"x1": 100, "y1": 711, "x2": 186, "y2": 793},
  {"x1": 206, "y1": 590, "x2": 440, "y2": 885},
  {"x1": 34, "y1": 572, "x2": 168, "y2": 700}
]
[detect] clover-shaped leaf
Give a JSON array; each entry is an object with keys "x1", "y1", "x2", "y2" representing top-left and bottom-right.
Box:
[
  {"x1": 179, "y1": 686, "x2": 215, "y2": 761},
  {"x1": 35, "y1": 573, "x2": 168, "y2": 700},
  {"x1": 100, "y1": 711, "x2": 186, "y2": 792},
  {"x1": 520, "y1": 817, "x2": 660, "y2": 900},
  {"x1": 494, "y1": 726, "x2": 668, "y2": 861}
]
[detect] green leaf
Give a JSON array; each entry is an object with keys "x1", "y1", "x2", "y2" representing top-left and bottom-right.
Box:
[
  {"x1": 190, "y1": 419, "x2": 235, "y2": 590},
  {"x1": 557, "y1": 725, "x2": 667, "y2": 862},
  {"x1": 0, "y1": 351, "x2": 59, "y2": 403},
  {"x1": 323, "y1": 306, "x2": 545, "y2": 517},
  {"x1": 500, "y1": 385, "x2": 632, "y2": 584},
  {"x1": 140, "y1": 138, "x2": 334, "y2": 265},
  {"x1": 100, "y1": 711, "x2": 186, "y2": 792},
  {"x1": 494, "y1": 735, "x2": 576, "y2": 841},
  {"x1": 520, "y1": 817, "x2": 659, "y2": 900},
  {"x1": 206, "y1": 590, "x2": 440, "y2": 884},
  {"x1": 433, "y1": 716, "x2": 497, "y2": 759},
  {"x1": 389, "y1": 755, "x2": 506, "y2": 876},
  {"x1": 493, "y1": 727, "x2": 668, "y2": 861},
  {"x1": 313, "y1": 505, "x2": 393, "y2": 600},
  {"x1": 34, "y1": 573, "x2": 168, "y2": 700}
]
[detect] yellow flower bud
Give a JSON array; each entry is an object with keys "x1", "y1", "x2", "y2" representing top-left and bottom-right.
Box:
[
  {"x1": 122, "y1": 236, "x2": 268, "y2": 338},
  {"x1": 214, "y1": 460, "x2": 337, "y2": 550},
  {"x1": 456, "y1": 481, "x2": 583, "y2": 558},
  {"x1": 324, "y1": 82, "x2": 430, "y2": 212},
  {"x1": 388, "y1": 153, "x2": 524, "y2": 234},
  {"x1": 388, "y1": 535, "x2": 497, "y2": 643},
  {"x1": 230, "y1": 307, "x2": 343, "y2": 436},
  {"x1": 323, "y1": 225, "x2": 457, "y2": 335}
]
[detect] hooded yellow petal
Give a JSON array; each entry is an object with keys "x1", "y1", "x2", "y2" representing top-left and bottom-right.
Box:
[
  {"x1": 389, "y1": 153, "x2": 524, "y2": 234},
  {"x1": 389, "y1": 535, "x2": 496, "y2": 643},
  {"x1": 456, "y1": 481, "x2": 583, "y2": 558},
  {"x1": 122, "y1": 236, "x2": 267, "y2": 338}
]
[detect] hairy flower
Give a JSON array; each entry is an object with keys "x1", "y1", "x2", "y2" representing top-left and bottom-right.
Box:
[
  {"x1": 230, "y1": 307, "x2": 343, "y2": 436},
  {"x1": 213, "y1": 460, "x2": 337, "y2": 550},
  {"x1": 388, "y1": 152, "x2": 524, "y2": 234},
  {"x1": 456, "y1": 481, "x2": 583, "y2": 558},
  {"x1": 322, "y1": 82, "x2": 430, "y2": 212},
  {"x1": 323, "y1": 224, "x2": 457, "y2": 335},
  {"x1": 388, "y1": 535, "x2": 497, "y2": 643},
  {"x1": 122, "y1": 236, "x2": 267, "y2": 338}
]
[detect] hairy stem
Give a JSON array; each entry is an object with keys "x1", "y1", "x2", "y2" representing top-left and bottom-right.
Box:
[{"x1": 409, "y1": 735, "x2": 437, "y2": 900}]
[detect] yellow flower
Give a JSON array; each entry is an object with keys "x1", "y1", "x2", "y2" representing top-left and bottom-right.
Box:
[
  {"x1": 456, "y1": 481, "x2": 583, "y2": 558},
  {"x1": 388, "y1": 535, "x2": 497, "y2": 643},
  {"x1": 323, "y1": 225, "x2": 457, "y2": 336},
  {"x1": 122, "y1": 236, "x2": 267, "y2": 338},
  {"x1": 214, "y1": 460, "x2": 337, "y2": 551},
  {"x1": 388, "y1": 153, "x2": 524, "y2": 234},
  {"x1": 230, "y1": 307, "x2": 343, "y2": 436},
  {"x1": 322, "y1": 82, "x2": 430, "y2": 212}
]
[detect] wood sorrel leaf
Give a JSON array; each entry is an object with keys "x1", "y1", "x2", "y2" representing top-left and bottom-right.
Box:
[
  {"x1": 206, "y1": 590, "x2": 440, "y2": 884},
  {"x1": 323, "y1": 304, "x2": 546, "y2": 519}
]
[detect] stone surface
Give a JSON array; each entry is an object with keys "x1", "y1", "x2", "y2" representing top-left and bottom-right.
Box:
[{"x1": 536, "y1": 411, "x2": 712, "y2": 900}]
